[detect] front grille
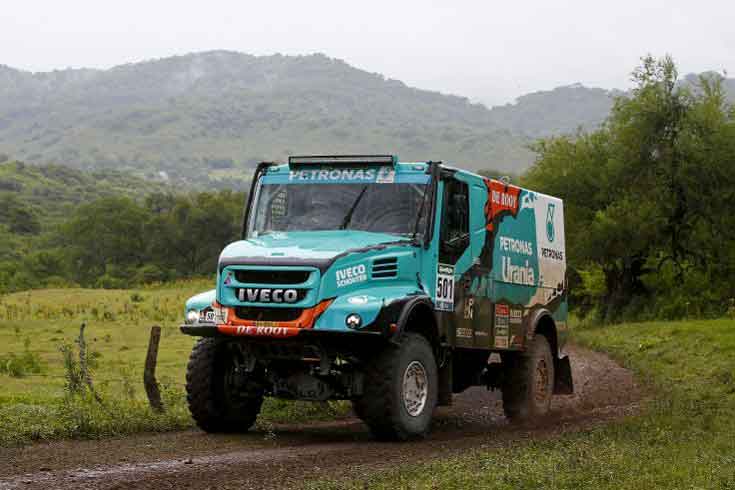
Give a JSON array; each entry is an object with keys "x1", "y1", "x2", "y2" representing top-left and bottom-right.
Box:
[
  {"x1": 234, "y1": 269, "x2": 311, "y2": 285},
  {"x1": 372, "y1": 257, "x2": 398, "y2": 278},
  {"x1": 235, "y1": 307, "x2": 303, "y2": 322}
]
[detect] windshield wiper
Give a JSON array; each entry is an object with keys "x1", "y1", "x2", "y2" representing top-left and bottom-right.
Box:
[{"x1": 340, "y1": 185, "x2": 369, "y2": 230}]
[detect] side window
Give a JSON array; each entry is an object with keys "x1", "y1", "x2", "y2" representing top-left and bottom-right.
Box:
[{"x1": 440, "y1": 179, "x2": 470, "y2": 262}]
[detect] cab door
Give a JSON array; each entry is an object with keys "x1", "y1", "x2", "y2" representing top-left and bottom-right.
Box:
[{"x1": 436, "y1": 176, "x2": 473, "y2": 348}]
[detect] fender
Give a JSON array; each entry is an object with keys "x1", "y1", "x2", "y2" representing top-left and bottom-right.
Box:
[
  {"x1": 525, "y1": 308, "x2": 555, "y2": 350},
  {"x1": 393, "y1": 295, "x2": 436, "y2": 336},
  {"x1": 385, "y1": 295, "x2": 440, "y2": 353}
]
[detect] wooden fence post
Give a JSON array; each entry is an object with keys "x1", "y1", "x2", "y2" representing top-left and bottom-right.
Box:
[
  {"x1": 78, "y1": 322, "x2": 104, "y2": 403},
  {"x1": 144, "y1": 325, "x2": 164, "y2": 412}
]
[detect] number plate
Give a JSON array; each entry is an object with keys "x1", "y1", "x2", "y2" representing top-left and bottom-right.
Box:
[
  {"x1": 200, "y1": 308, "x2": 227, "y2": 324},
  {"x1": 435, "y1": 263, "x2": 455, "y2": 311}
]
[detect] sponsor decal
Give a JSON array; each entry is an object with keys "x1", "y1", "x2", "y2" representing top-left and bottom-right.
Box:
[
  {"x1": 546, "y1": 203, "x2": 556, "y2": 243},
  {"x1": 238, "y1": 288, "x2": 299, "y2": 303},
  {"x1": 457, "y1": 327, "x2": 473, "y2": 338},
  {"x1": 501, "y1": 256, "x2": 536, "y2": 286},
  {"x1": 463, "y1": 297, "x2": 475, "y2": 319},
  {"x1": 235, "y1": 325, "x2": 290, "y2": 336},
  {"x1": 270, "y1": 191, "x2": 287, "y2": 218},
  {"x1": 288, "y1": 168, "x2": 381, "y2": 182},
  {"x1": 483, "y1": 180, "x2": 522, "y2": 232},
  {"x1": 541, "y1": 247, "x2": 565, "y2": 261},
  {"x1": 499, "y1": 236, "x2": 534, "y2": 256},
  {"x1": 435, "y1": 264, "x2": 455, "y2": 311},
  {"x1": 347, "y1": 295, "x2": 370, "y2": 305},
  {"x1": 375, "y1": 167, "x2": 395, "y2": 183},
  {"x1": 510, "y1": 308, "x2": 523, "y2": 325},
  {"x1": 336, "y1": 264, "x2": 368, "y2": 288},
  {"x1": 494, "y1": 304, "x2": 510, "y2": 348}
]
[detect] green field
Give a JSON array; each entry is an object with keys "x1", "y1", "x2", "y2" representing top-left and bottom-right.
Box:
[
  {"x1": 4, "y1": 283, "x2": 735, "y2": 490},
  {"x1": 0, "y1": 281, "x2": 346, "y2": 446},
  {"x1": 310, "y1": 318, "x2": 735, "y2": 489}
]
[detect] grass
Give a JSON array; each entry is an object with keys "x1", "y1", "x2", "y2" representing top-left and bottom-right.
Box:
[
  {"x1": 308, "y1": 319, "x2": 735, "y2": 489},
  {"x1": 0, "y1": 280, "x2": 348, "y2": 447}
]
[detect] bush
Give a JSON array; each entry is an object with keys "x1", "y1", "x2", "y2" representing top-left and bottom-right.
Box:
[
  {"x1": 133, "y1": 264, "x2": 168, "y2": 285},
  {"x1": 0, "y1": 351, "x2": 45, "y2": 378}
]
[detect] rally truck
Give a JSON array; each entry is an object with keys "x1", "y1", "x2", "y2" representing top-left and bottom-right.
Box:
[{"x1": 181, "y1": 155, "x2": 572, "y2": 440}]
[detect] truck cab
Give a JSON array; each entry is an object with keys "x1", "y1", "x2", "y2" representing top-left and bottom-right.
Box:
[{"x1": 182, "y1": 155, "x2": 572, "y2": 440}]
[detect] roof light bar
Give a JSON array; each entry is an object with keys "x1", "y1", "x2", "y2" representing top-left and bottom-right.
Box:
[{"x1": 288, "y1": 155, "x2": 396, "y2": 166}]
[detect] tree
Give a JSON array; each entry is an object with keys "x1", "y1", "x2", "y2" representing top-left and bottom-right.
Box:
[
  {"x1": 146, "y1": 191, "x2": 244, "y2": 276},
  {"x1": 525, "y1": 56, "x2": 735, "y2": 321},
  {"x1": 60, "y1": 197, "x2": 149, "y2": 285},
  {"x1": 0, "y1": 195, "x2": 41, "y2": 234}
]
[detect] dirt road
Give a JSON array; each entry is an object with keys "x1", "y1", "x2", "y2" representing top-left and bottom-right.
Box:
[{"x1": 0, "y1": 344, "x2": 641, "y2": 489}]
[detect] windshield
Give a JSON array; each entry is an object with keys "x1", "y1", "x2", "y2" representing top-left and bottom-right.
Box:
[{"x1": 249, "y1": 182, "x2": 429, "y2": 237}]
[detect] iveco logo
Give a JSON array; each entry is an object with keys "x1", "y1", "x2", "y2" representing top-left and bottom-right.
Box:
[{"x1": 238, "y1": 288, "x2": 299, "y2": 303}]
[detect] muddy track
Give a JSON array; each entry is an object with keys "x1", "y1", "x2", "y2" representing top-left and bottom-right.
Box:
[{"x1": 0, "y1": 344, "x2": 641, "y2": 489}]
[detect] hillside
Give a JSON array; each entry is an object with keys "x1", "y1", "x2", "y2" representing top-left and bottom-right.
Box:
[
  {"x1": 0, "y1": 52, "x2": 533, "y2": 183},
  {"x1": 0, "y1": 160, "x2": 168, "y2": 231},
  {"x1": 1, "y1": 52, "x2": 732, "y2": 185},
  {"x1": 485, "y1": 84, "x2": 619, "y2": 138},
  {"x1": 485, "y1": 73, "x2": 735, "y2": 139}
]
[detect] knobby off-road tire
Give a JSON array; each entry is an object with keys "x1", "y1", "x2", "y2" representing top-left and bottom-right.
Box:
[
  {"x1": 502, "y1": 334, "x2": 555, "y2": 422},
  {"x1": 353, "y1": 333, "x2": 438, "y2": 441},
  {"x1": 186, "y1": 338, "x2": 263, "y2": 433}
]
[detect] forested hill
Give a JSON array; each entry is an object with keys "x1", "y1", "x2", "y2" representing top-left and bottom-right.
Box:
[
  {"x1": 0, "y1": 159, "x2": 167, "y2": 231},
  {"x1": 484, "y1": 84, "x2": 619, "y2": 138},
  {"x1": 482, "y1": 73, "x2": 735, "y2": 139},
  {"x1": 1, "y1": 51, "x2": 732, "y2": 186},
  {"x1": 0, "y1": 52, "x2": 531, "y2": 183}
]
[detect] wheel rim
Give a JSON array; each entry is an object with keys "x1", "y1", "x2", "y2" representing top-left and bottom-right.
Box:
[
  {"x1": 534, "y1": 358, "x2": 550, "y2": 403},
  {"x1": 402, "y1": 360, "x2": 428, "y2": 417}
]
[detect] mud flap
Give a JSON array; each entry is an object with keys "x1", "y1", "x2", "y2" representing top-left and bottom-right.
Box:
[
  {"x1": 437, "y1": 355, "x2": 453, "y2": 406},
  {"x1": 553, "y1": 355, "x2": 574, "y2": 394}
]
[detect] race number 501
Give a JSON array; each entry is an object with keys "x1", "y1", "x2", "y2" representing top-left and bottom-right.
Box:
[{"x1": 435, "y1": 264, "x2": 455, "y2": 311}]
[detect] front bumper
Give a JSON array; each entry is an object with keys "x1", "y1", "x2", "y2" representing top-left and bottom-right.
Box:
[{"x1": 180, "y1": 323, "x2": 385, "y2": 340}]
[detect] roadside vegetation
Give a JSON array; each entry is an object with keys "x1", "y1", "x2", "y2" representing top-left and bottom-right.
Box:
[
  {"x1": 309, "y1": 318, "x2": 735, "y2": 489},
  {"x1": 0, "y1": 280, "x2": 347, "y2": 447},
  {"x1": 524, "y1": 56, "x2": 735, "y2": 323},
  {"x1": 0, "y1": 162, "x2": 245, "y2": 293}
]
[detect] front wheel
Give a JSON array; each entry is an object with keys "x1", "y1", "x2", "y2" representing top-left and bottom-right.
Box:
[
  {"x1": 353, "y1": 333, "x2": 438, "y2": 441},
  {"x1": 502, "y1": 334, "x2": 555, "y2": 421},
  {"x1": 186, "y1": 338, "x2": 263, "y2": 433}
]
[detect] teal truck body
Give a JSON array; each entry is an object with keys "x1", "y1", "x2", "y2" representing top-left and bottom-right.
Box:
[{"x1": 182, "y1": 155, "x2": 572, "y2": 440}]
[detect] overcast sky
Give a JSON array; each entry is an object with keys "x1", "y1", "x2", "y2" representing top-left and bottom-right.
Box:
[{"x1": 2, "y1": 0, "x2": 733, "y2": 106}]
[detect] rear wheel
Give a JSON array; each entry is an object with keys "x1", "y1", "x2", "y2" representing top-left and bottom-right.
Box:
[
  {"x1": 353, "y1": 333, "x2": 438, "y2": 441},
  {"x1": 502, "y1": 334, "x2": 555, "y2": 421},
  {"x1": 186, "y1": 338, "x2": 263, "y2": 433}
]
